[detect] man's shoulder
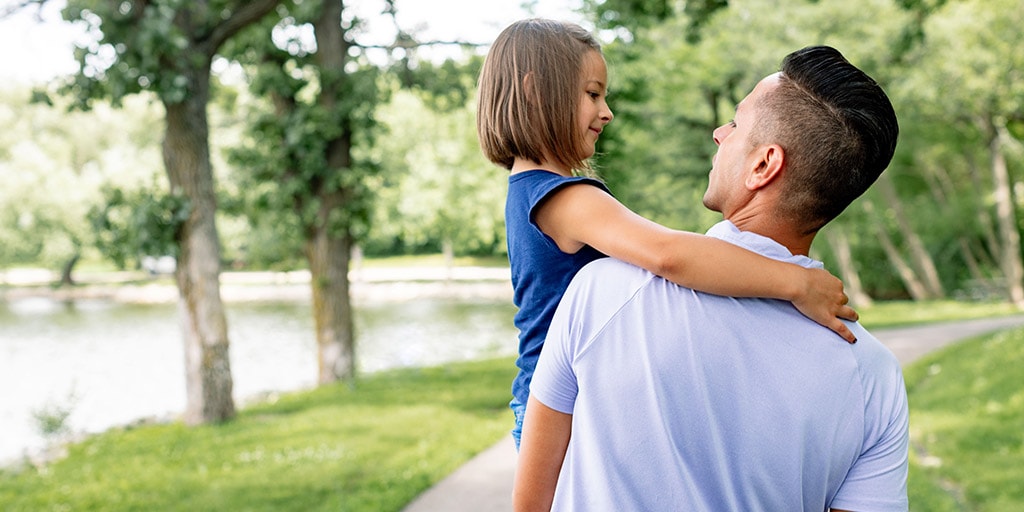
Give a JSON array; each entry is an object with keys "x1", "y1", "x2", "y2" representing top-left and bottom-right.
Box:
[
  {"x1": 843, "y1": 326, "x2": 906, "y2": 400},
  {"x1": 848, "y1": 326, "x2": 902, "y2": 369},
  {"x1": 573, "y1": 258, "x2": 655, "y2": 292},
  {"x1": 561, "y1": 258, "x2": 657, "y2": 319},
  {"x1": 578, "y1": 257, "x2": 650, "y2": 278}
]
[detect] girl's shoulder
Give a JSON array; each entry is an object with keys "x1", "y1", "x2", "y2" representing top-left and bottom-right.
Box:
[{"x1": 510, "y1": 169, "x2": 609, "y2": 195}]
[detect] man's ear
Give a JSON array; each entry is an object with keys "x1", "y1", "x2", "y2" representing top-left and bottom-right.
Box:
[{"x1": 745, "y1": 144, "x2": 785, "y2": 190}]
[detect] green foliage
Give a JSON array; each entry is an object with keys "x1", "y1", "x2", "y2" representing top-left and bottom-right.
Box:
[
  {"x1": 598, "y1": 0, "x2": 910, "y2": 232},
  {"x1": 0, "y1": 357, "x2": 516, "y2": 512},
  {"x1": 584, "y1": 0, "x2": 675, "y2": 33},
  {"x1": 903, "y1": 327, "x2": 1024, "y2": 510},
  {"x1": 223, "y1": 2, "x2": 385, "y2": 252},
  {"x1": 587, "y1": 0, "x2": 1024, "y2": 300},
  {"x1": 398, "y1": 55, "x2": 484, "y2": 113},
  {"x1": 89, "y1": 184, "x2": 191, "y2": 269},
  {"x1": 59, "y1": 0, "x2": 260, "y2": 107},
  {"x1": 364, "y1": 87, "x2": 505, "y2": 257},
  {"x1": 0, "y1": 86, "x2": 163, "y2": 270}
]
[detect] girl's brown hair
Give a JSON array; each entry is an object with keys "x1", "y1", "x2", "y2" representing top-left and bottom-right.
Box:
[{"x1": 476, "y1": 18, "x2": 602, "y2": 174}]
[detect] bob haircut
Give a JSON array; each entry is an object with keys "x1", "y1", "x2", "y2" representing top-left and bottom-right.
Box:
[{"x1": 476, "y1": 18, "x2": 602, "y2": 174}]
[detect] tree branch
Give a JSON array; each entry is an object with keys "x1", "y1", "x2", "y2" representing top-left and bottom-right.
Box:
[
  {"x1": 206, "y1": 0, "x2": 281, "y2": 54},
  {"x1": 356, "y1": 39, "x2": 487, "y2": 51}
]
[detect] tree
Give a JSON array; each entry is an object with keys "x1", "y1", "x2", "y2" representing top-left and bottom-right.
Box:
[
  {"x1": 892, "y1": 0, "x2": 1024, "y2": 305},
  {"x1": 228, "y1": 1, "x2": 494, "y2": 384},
  {"x1": 55, "y1": 0, "x2": 284, "y2": 424},
  {"x1": 227, "y1": 0, "x2": 383, "y2": 384},
  {"x1": 367, "y1": 87, "x2": 505, "y2": 262},
  {"x1": 0, "y1": 86, "x2": 163, "y2": 279},
  {"x1": 588, "y1": 0, "x2": 946, "y2": 302}
]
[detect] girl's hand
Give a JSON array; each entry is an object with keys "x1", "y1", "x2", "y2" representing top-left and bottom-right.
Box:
[{"x1": 794, "y1": 267, "x2": 858, "y2": 343}]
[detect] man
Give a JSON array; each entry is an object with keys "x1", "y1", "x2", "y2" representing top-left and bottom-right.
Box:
[{"x1": 513, "y1": 46, "x2": 909, "y2": 511}]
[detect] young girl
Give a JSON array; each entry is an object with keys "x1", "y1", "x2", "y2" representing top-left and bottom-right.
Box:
[{"x1": 476, "y1": 18, "x2": 857, "y2": 450}]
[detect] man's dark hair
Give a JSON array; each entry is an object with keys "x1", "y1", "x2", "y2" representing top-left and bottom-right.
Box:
[{"x1": 755, "y1": 45, "x2": 899, "y2": 232}]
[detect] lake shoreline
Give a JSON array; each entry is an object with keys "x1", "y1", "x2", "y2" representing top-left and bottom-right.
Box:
[
  {"x1": 0, "y1": 266, "x2": 514, "y2": 304},
  {"x1": 0, "y1": 268, "x2": 518, "y2": 470}
]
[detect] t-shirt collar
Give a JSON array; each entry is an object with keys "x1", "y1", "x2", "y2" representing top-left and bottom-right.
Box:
[{"x1": 705, "y1": 220, "x2": 823, "y2": 270}]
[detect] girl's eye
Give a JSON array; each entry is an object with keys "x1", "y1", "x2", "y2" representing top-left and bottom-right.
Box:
[{"x1": 588, "y1": 91, "x2": 600, "y2": 99}]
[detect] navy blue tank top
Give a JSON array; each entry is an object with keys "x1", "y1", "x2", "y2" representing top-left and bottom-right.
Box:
[{"x1": 505, "y1": 170, "x2": 609, "y2": 404}]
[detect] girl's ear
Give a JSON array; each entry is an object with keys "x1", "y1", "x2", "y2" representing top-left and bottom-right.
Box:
[{"x1": 745, "y1": 144, "x2": 785, "y2": 190}]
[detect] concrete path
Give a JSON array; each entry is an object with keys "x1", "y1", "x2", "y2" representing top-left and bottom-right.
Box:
[{"x1": 401, "y1": 314, "x2": 1024, "y2": 512}]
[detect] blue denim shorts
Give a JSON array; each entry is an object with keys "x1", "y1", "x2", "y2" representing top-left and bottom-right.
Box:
[{"x1": 509, "y1": 397, "x2": 527, "y2": 452}]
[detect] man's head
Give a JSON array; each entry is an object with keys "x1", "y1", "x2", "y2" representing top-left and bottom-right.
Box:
[{"x1": 704, "y1": 46, "x2": 898, "y2": 236}]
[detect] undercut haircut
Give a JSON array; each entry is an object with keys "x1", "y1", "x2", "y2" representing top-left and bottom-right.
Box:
[
  {"x1": 753, "y1": 46, "x2": 899, "y2": 232},
  {"x1": 476, "y1": 18, "x2": 602, "y2": 174}
]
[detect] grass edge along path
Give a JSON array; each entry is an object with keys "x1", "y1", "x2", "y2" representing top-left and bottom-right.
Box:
[{"x1": 0, "y1": 357, "x2": 517, "y2": 512}]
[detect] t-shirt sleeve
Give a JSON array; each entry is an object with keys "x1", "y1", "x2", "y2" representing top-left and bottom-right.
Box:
[
  {"x1": 529, "y1": 279, "x2": 580, "y2": 415},
  {"x1": 829, "y1": 344, "x2": 910, "y2": 511},
  {"x1": 530, "y1": 259, "x2": 655, "y2": 415}
]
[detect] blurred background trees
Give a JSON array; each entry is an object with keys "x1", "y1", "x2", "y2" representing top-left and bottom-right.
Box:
[{"x1": 2, "y1": 0, "x2": 1023, "y2": 386}]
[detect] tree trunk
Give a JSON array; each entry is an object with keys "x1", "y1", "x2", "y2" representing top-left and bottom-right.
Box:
[
  {"x1": 307, "y1": 0, "x2": 357, "y2": 384},
  {"x1": 920, "y1": 162, "x2": 995, "y2": 293},
  {"x1": 863, "y1": 200, "x2": 930, "y2": 301},
  {"x1": 823, "y1": 227, "x2": 873, "y2": 307},
  {"x1": 163, "y1": 62, "x2": 235, "y2": 425},
  {"x1": 965, "y1": 155, "x2": 1004, "y2": 270},
  {"x1": 876, "y1": 224, "x2": 930, "y2": 301},
  {"x1": 59, "y1": 252, "x2": 80, "y2": 287},
  {"x1": 442, "y1": 237, "x2": 454, "y2": 281},
  {"x1": 958, "y1": 238, "x2": 988, "y2": 283},
  {"x1": 306, "y1": 210, "x2": 356, "y2": 384},
  {"x1": 875, "y1": 173, "x2": 945, "y2": 298},
  {"x1": 990, "y1": 121, "x2": 1024, "y2": 307}
]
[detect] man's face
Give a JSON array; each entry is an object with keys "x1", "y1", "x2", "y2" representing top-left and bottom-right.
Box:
[{"x1": 702, "y1": 73, "x2": 781, "y2": 216}]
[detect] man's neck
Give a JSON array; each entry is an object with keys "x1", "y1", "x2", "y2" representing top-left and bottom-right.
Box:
[{"x1": 727, "y1": 216, "x2": 815, "y2": 257}]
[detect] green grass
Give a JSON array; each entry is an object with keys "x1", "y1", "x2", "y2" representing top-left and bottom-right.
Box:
[
  {"x1": 858, "y1": 299, "x2": 1022, "y2": 329},
  {"x1": 0, "y1": 358, "x2": 517, "y2": 512},
  {"x1": 903, "y1": 326, "x2": 1024, "y2": 511}
]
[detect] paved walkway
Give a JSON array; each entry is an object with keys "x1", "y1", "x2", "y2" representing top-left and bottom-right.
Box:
[{"x1": 401, "y1": 314, "x2": 1024, "y2": 512}]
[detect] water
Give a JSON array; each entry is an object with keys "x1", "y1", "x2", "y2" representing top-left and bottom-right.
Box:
[{"x1": 0, "y1": 294, "x2": 518, "y2": 465}]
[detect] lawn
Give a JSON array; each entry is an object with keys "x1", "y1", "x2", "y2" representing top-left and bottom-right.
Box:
[
  {"x1": 902, "y1": 326, "x2": 1024, "y2": 511},
  {"x1": 0, "y1": 358, "x2": 517, "y2": 512}
]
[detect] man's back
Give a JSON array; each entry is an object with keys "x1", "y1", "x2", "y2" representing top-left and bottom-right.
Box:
[{"x1": 531, "y1": 227, "x2": 909, "y2": 511}]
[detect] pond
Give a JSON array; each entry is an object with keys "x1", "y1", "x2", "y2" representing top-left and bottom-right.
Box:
[{"x1": 0, "y1": 291, "x2": 518, "y2": 466}]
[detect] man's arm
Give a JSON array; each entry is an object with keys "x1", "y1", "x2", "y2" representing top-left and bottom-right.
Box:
[{"x1": 512, "y1": 396, "x2": 572, "y2": 512}]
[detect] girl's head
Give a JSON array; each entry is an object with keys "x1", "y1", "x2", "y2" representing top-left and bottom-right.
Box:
[{"x1": 477, "y1": 18, "x2": 612, "y2": 174}]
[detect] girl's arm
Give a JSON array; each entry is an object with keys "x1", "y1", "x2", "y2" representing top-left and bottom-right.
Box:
[{"x1": 535, "y1": 184, "x2": 858, "y2": 343}]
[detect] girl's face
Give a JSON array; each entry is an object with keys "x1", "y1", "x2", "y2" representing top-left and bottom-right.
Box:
[{"x1": 576, "y1": 50, "x2": 613, "y2": 159}]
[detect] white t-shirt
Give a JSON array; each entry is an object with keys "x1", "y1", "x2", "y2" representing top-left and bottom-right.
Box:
[{"x1": 531, "y1": 221, "x2": 909, "y2": 511}]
